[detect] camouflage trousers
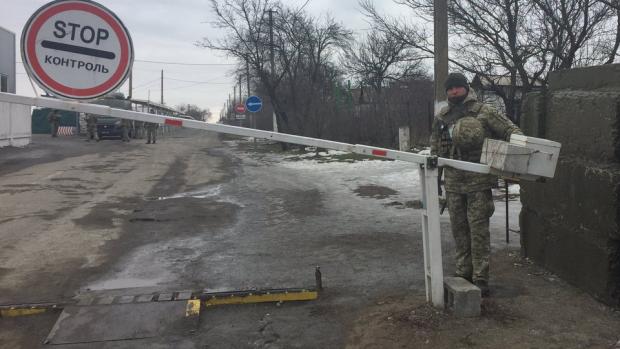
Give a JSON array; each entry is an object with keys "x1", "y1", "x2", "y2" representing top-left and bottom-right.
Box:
[
  {"x1": 446, "y1": 189, "x2": 495, "y2": 282},
  {"x1": 87, "y1": 125, "x2": 98, "y2": 140}
]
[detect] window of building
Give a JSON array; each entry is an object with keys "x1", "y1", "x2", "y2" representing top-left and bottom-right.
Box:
[{"x1": 0, "y1": 74, "x2": 7, "y2": 93}]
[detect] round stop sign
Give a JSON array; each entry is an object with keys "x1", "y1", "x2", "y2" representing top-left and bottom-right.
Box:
[
  {"x1": 235, "y1": 104, "x2": 246, "y2": 113},
  {"x1": 21, "y1": 0, "x2": 134, "y2": 100}
]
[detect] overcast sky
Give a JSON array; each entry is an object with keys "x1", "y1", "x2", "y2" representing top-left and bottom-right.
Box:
[{"x1": 2, "y1": 0, "x2": 408, "y2": 120}]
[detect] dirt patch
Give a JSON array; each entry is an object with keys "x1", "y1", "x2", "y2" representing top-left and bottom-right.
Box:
[
  {"x1": 267, "y1": 188, "x2": 324, "y2": 217},
  {"x1": 354, "y1": 185, "x2": 398, "y2": 199},
  {"x1": 345, "y1": 248, "x2": 620, "y2": 349}
]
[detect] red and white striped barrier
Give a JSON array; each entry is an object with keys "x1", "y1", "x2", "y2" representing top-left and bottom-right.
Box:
[{"x1": 57, "y1": 126, "x2": 76, "y2": 136}]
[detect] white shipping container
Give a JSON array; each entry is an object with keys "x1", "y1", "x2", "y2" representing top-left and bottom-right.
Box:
[{"x1": 0, "y1": 102, "x2": 31, "y2": 147}]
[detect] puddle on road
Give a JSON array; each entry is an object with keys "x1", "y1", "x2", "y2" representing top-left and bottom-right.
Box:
[
  {"x1": 145, "y1": 184, "x2": 222, "y2": 201},
  {"x1": 87, "y1": 276, "x2": 167, "y2": 291},
  {"x1": 85, "y1": 237, "x2": 206, "y2": 292},
  {"x1": 142, "y1": 184, "x2": 244, "y2": 208}
]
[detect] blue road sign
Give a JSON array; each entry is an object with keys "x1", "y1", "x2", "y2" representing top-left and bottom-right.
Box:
[{"x1": 245, "y1": 95, "x2": 263, "y2": 113}]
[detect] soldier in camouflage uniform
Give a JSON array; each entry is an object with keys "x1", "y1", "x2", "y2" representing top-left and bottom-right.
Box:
[
  {"x1": 47, "y1": 109, "x2": 61, "y2": 137},
  {"x1": 85, "y1": 114, "x2": 99, "y2": 141},
  {"x1": 145, "y1": 109, "x2": 158, "y2": 144},
  {"x1": 430, "y1": 73, "x2": 522, "y2": 296},
  {"x1": 120, "y1": 118, "x2": 132, "y2": 142}
]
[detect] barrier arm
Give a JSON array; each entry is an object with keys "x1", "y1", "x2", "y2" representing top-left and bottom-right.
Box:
[{"x1": 0, "y1": 92, "x2": 491, "y2": 308}]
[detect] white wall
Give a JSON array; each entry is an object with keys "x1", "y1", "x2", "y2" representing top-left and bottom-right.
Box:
[
  {"x1": 0, "y1": 27, "x2": 16, "y2": 93},
  {"x1": 0, "y1": 102, "x2": 31, "y2": 147}
]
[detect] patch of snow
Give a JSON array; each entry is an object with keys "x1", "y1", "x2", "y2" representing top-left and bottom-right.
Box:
[
  {"x1": 417, "y1": 148, "x2": 431, "y2": 155},
  {"x1": 508, "y1": 183, "x2": 520, "y2": 195}
]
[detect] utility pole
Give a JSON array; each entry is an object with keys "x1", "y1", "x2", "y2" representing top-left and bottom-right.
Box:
[
  {"x1": 246, "y1": 60, "x2": 251, "y2": 98},
  {"x1": 267, "y1": 9, "x2": 278, "y2": 132},
  {"x1": 434, "y1": 0, "x2": 448, "y2": 112},
  {"x1": 160, "y1": 70, "x2": 164, "y2": 104},
  {"x1": 246, "y1": 59, "x2": 254, "y2": 129},
  {"x1": 128, "y1": 70, "x2": 132, "y2": 99},
  {"x1": 423, "y1": 0, "x2": 448, "y2": 308},
  {"x1": 238, "y1": 75, "x2": 242, "y2": 104},
  {"x1": 268, "y1": 9, "x2": 275, "y2": 76}
]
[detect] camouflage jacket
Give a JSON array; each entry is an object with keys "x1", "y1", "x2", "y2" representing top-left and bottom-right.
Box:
[
  {"x1": 47, "y1": 111, "x2": 61, "y2": 123},
  {"x1": 430, "y1": 90, "x2": 522, "y2": 193},
  {"x1": 85, "y1": 114, "x2": 98, "y2": 126}
]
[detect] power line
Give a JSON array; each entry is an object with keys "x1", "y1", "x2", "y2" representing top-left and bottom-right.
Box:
[
  {"x1": 132, "y1": 78, "x2": 161, "y2": 90},
  {"x1": 166, "y1": 80, "x2": 230, "y2": 91},
  {"x1": 134, "y1": 59, "x2": 235, "y2": 66},
  {"x1": 166, "y1": 77, "x2": 229, "y2": 84}
]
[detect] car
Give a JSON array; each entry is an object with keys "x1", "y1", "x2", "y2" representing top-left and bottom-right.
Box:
[{"x1": 96, "y1": 117, "x2": 126, "y2": 139}]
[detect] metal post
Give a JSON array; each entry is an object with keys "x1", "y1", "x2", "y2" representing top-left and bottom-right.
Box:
[
  {"x1": 128, "y1": 70, "x2": 132, "y2": 99},
  {"x1": 268, "y1": 9, "x2": 278, "y2": 133},
  {"x1": 505, "y1": 179, "x2": 509, "y2": 244},
  {"x1": 246, "y1": 60, "x2": 254, "y2": 130},
  {"x1": 419, "y1": 159, "x2": 444, "y2": 307},
  {"x1": 160, "y1": 70, "x2": 164, "y2": 105}
]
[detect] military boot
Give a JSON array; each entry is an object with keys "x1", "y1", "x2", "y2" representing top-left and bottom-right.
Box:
[{"x1": 474, "y1": 280, "x2": 490, "y2": 297}]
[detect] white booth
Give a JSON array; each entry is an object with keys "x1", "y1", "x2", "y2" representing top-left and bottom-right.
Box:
[{"x1": 0, "y1": 26, "x2": 31, "y2": 148}]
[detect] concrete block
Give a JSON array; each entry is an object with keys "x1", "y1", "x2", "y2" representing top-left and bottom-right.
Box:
[
  {"x1": 521, "y1": 207, "x2": 617, "y2": 305},
  {"x1": 521, "y1": 159, "x2": 620, "y2": 241},
  {"x1": 548, "y1": 64, "x2": 620, "y2": 91},
  {"x1": 545, "y1": 91, "x2": 620, "y2": 162},
  {"x1": 443, "y1": 277, "x2": 481, "y2": 317}
]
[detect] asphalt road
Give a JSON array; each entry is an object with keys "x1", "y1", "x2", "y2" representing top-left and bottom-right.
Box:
[{"x1": 0, "y1": 129, "x2": 522, "y2": 348}]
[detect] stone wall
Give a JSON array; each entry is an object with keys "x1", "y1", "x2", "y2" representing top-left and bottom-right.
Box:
[{"x1": 520, "y1": 64, "x2": 620, "y2": 306}]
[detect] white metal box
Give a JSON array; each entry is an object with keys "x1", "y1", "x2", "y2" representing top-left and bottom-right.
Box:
[{"x1": 480, "y1": 134, "x2": 561, "y2": 180}]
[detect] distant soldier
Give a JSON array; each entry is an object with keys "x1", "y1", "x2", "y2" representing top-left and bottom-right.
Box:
[
  {"x1": 134, "y1": 120, "x2": 144, "y2": 139},
  {"x1": 47, "y1": 109, "x2": 61, "y2": 137},
  {"x1": 85, "y1": 114, "x2": 99, "y2": 141},
  {"x1": 146, "y1": 109, "x2": 158, "y2": 144},
  {"x1": 145, "y1": 122, "x2": 158, "y2": 144},
  {"x1": 121, "y1": 118, "x2": 132, "y2": 142}
]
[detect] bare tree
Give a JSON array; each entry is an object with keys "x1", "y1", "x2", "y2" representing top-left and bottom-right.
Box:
[
  {"x1": 532, "y1": 0, "x2": 617, "y2": 70},
  {"x1": 198, "y1": 0, "x2": 294, "y2": 132},
  {"x1": 361, "y1": 0, "x2": 620, "y2": 120},
  {"x1": 199, "y1": 0, "x2": 353, "y2": 139},
  {"x1": 177, "y1": 104, "x2": 211, "y2": 121},
  {"x1": 342, "y1": 29, "x2": 427, "y2": 93},
  {"x1": 276, "y1": 11, "x2": 352, "y2": 137}
]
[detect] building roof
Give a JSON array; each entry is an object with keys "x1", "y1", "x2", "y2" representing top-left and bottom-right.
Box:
[
  {"x1": 472, "y1": 74, "x2": 543, "y2": 88},
  {"x1": 129, "y1": 98, "x2": 179, "y2": 114}
]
